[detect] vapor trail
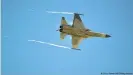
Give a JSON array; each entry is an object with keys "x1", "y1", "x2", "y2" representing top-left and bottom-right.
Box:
[
  {"x1": 46, "y1": 11, "x2": 74, "y2": 14},
  {"x1": 28, "y1": 40, "x2": 71, "y2": 49}
]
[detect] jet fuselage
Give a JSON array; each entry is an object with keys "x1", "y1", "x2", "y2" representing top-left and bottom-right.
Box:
[{"x1": 59, "y1": 25, "x2": 109, "y2": 38}]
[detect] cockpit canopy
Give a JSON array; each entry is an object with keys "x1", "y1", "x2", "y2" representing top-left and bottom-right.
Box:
[{"x1": 85, "y1": 29, "x2": 90, "y2": 31}]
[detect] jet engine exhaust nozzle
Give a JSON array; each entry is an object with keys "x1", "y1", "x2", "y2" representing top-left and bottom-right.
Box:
[{"x1": 60, "y1": 26, "x2": 63, "y2": 28}]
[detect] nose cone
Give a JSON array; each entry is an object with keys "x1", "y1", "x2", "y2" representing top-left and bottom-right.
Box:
[{"x1": 105, "y1": 34, "x2": 111, "y2": 38}]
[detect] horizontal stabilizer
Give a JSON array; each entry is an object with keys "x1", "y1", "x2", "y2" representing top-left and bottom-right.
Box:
[
  {"x1": 60, "y1": 33, "x2": 67, "y2": 40},
  {"x1": 61, "y1": 17, "x2": 68, "y2": 25}
]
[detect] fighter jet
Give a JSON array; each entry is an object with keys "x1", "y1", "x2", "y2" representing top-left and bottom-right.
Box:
[{"x1": 57, "y1": 13, "x2": 111, "y2": 50}]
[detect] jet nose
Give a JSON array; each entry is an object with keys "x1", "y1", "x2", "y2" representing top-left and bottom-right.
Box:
[{"x1": 105, "y1": 34, "x2": 111, "y2": 38}]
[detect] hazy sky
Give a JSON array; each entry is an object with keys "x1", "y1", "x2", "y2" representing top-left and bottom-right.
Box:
[{"x1": 2, "y1": 0, "x2": 133, "y2": 75}]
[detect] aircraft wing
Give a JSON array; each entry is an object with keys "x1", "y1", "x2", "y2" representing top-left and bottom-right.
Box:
[
  {"x1": 72, "y1": 13, "x2": 85, "y2": 29},
  {"x1": 72, "y1": 35, "x2": 83, "y2": 49}
]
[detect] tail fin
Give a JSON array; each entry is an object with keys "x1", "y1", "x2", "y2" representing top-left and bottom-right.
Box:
[{"x1": 61, "y1": 17, "x2": 68, "y2": 25}]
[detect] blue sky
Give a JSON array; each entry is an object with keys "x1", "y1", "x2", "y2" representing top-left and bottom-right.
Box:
[{"x1": 2, "y1": 0, "x2": 133, "y2": 75}]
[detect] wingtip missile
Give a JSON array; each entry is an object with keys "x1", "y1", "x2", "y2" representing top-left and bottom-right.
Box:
[
  {"x1": 105, "y1": 34, "x2": 111, "y2": 38},
  {"x1": 71, "y1": 48, "x2": 81, "y2": 51},
  {"x1": 74, "y1": 13, "x2": 84, "y2": 16}
]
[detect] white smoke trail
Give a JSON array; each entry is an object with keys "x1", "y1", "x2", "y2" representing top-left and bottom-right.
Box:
[
  {"x1": 28, "y1": 40, "x2": 71, "y2": 49},
  {"x1": 46, "y1": 11, "x2": 74, "y2": 14}
]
